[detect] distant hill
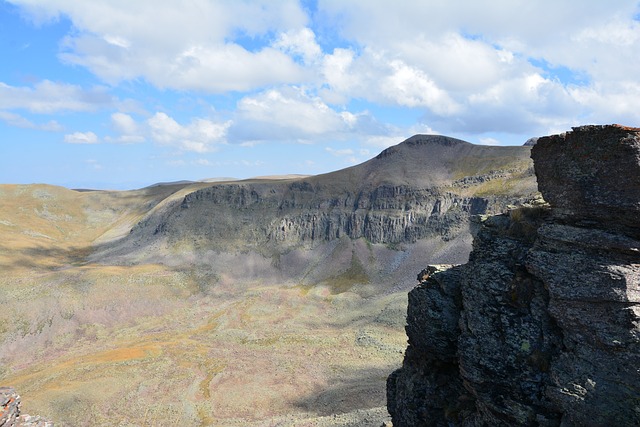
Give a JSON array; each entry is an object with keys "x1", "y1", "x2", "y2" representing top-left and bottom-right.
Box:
[
  {"x1": 91, "y1": 134, "x2": 537, "y2": 287},
  {"x1": 0, "y1": 133, "x2": 538, "y2": 426}
]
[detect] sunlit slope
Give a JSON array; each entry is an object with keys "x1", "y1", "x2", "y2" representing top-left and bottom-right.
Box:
[
  {"x1": 0, "y1": 135, "x2": 539, "y2": 426},
  {"x1": 0, "y1": 183, "x2": 202, "y2": 270}
]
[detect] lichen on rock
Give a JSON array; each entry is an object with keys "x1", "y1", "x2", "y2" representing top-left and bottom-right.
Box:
[{"x1": 388, "y1": 124, "x2": 640, "y2": 426}]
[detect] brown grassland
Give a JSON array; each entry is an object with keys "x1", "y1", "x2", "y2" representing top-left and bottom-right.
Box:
[{"x1": 0, "y1": 184, "x2": 406, "y2": 426}]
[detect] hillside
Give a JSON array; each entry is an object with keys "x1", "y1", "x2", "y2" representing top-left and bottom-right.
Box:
[
  {"x1": 94, "y1": 135, "x2": 536, "y2": 285},
  {"x1": 0, "y1": 135, "x2": 537, "y2": 426}
]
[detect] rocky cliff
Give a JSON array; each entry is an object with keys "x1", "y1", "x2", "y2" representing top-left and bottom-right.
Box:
[
  {"x1": 98, "y1": 135, "x2": 536, "y2": 277},
  {"x1": 0, "y1": 388, "x2": 52, "y2": 427},
  {"x1": 387, "y1": 125, "x2": 640, "y2": 426}
]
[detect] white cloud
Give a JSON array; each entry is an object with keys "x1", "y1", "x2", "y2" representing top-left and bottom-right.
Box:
[
  {"x1": 111, "y1": 113, "x2": 138, "y2": 134},
  {"x1": 0, "y1": 80, "x2": 111, "y2": 113},
  {"x1": 111, "y1": 112, "x2": 137, "y2": 134},
  {"x1": 274, "y1": 28, "x2": 322, "y2": 64},
  {"x1": 235, "y1": 87, "x2": 347, "y2": 138},
  {"x1": 107, "y1": 112, "x2": 145, "y2": 143},
  {"x1": 147, "y1": 112, "x2": 230, "y2": 153},
  {"x1": 7, "y1": 0, "x2": 640, "y2": 148},
  {"x1": 381, "y1": 60, "x2": 459, "y2": 114},
  {"x1": 479, "y1": 137, "x2": 500, "y2": 146},
  {"x1": 64, "y1": 131, "x2": 98, "y2": 144},
  {"x1": 230, "y1": 86, "x2": 405, "y2": 145},
  {"x1": 316, "y1": 0, "x2": 640, "y2": 133},
  {"x1": 11, "y1": 0, "x2": 309, "y2": 92},
  {"x1": 0, "y1": 111, "x2": 63, "y2": 131}
]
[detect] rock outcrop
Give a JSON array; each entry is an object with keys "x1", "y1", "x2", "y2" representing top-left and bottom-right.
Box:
[
  {"x1": 388, "y1": 125, "x2": 640, "y2": 426},
  {"x1": 102, "y1": 135, "x2": 536, "y2": 267},
  {"x1": 0, "y1": 388, "x2": 52, "y2": 427}
]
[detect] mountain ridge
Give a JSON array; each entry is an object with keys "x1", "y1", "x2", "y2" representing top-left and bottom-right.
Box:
[
  {"x1": 0, "y1": 133, "x2": 538, "y2": 426},
  {"x1": 91, "y1": 134, "x2": 537, "y2": 283}
]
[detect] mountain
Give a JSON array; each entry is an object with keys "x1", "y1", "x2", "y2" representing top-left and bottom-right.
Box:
[
  {"x1": 388, "y1": 125, "x2": 640, "y2": 426},
  {"x1": 0, "y1": 134, "x2": 537, "y2": 426},
  {"x1": 93, "y1": 135, "x2": 537, "y2": 288}
]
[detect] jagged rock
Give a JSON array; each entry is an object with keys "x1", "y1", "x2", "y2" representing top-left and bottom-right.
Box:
[
  {"x1": 0, "y1": 388, "x2": 53, "y2": 427},
  {"x1": 388, "y1": 125, "x2": 640, "y2": 426},
  {"x1": 0, "y1": 388, "x2": 19, "y2": 427},
  {"x1": 532, "y1": 124, "x2": 640, "y2": 237}
]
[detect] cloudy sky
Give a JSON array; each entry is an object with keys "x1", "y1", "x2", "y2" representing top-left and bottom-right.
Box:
[{"x1": 2, "y1": 0, "x2": 640, "y2": 189}]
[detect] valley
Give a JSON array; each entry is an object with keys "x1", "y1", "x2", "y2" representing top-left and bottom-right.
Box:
[{"x1": 0, "y1": 135, "x2": 537, "y2": 426}]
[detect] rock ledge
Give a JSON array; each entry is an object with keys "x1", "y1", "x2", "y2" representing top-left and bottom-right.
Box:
[{"x1": 388, "y1": 124, "x2": 640, "y2": 426}]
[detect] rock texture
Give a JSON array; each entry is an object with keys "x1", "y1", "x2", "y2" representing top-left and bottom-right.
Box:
[
  {"x1": 100, "y1": 135, "x2": 536, "y2": 266},
  {"x1": 388, "y1": 125, "x2": 640, "y2": 426},
  {"x1": 0, "y1": 388, "x2": 52, "y2": 427}
]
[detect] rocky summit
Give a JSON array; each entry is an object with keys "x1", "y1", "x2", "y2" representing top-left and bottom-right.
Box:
[{"x1": 387, "y1": 125, "x2": 640, "y2": 426}]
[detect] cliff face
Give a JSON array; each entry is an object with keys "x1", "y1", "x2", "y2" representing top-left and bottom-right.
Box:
[
  {"x1": 108, "y1": 135, "x2": 536, "y2": 265},
  {"x1": 156, "y1": 183, "x2": 491, "y2": 247},
  {"x1": 388, "y1": 125, "x2": 640, "y2": 426}
]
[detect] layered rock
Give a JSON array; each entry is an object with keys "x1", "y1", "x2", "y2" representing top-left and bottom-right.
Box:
[
  {"x1": 0, "y1": 388, "x2": 52, "y2": 427},
  {"x1": 110, "y1": 135, "x2": 536, "y2": 262},
  {"x1": 388, "y1": 125, "x2": 640, "y2": 426}
]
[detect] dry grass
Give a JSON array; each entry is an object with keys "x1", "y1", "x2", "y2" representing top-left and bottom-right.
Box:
[{"x1": 0, "y1": 184, "x2": 405, "y2": 426}]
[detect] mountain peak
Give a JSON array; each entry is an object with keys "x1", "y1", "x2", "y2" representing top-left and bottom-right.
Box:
[
  {"x1": 402, "y1": 134, "x2": 470, "y2": 146},
  {"x1": 375, "y1": 134, "x2": 469, "y2": 160}
]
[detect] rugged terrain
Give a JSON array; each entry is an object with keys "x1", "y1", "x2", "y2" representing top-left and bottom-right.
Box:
[
  {"x1": 388, "y1": 125, "x2": 640, "y2": 426},
  {"x1": 0, "y1": 135, "x2": 537, "y2": 426}
]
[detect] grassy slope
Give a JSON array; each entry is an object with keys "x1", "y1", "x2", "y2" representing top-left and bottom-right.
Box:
[
  {"x1": 0, "y1": 138, "x2": 536, "y2": 426},
  {"x1": 0, "y1": 184, "x2": 405, "y2": 426}
]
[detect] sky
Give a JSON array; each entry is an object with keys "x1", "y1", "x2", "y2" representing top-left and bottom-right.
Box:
[{"x1": 1, "y1": 0, "x2": 640, "y2": 189}]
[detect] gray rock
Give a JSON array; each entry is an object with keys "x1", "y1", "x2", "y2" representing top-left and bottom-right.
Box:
[
  {"x1": 532, "y1": 124, "x2": 640, "y2": 238},
  {"x1": 389, "y1": 124, "x2": 640, "y2": 426},
  {"x1": 0, "y1": 388, "x2": 20, "y2": 427},
  {"x1": 100, "y1": 134, "x2": 537, "y2": 264},
  {"x1": 0, "y1": 388, "x2": 53, "y2": 427}
]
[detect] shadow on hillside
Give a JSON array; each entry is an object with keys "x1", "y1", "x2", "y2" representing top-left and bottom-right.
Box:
[
  {"x1": 0, "y1": 242, "x2": 103, "y2": 271},
  {"x1": 292, "y1": 366, "x2": 391, "y2": 416}
]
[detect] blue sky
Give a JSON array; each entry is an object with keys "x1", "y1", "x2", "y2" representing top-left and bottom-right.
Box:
[{"x1": 2, "y1": 0, "x2": 640, "y2": 189}]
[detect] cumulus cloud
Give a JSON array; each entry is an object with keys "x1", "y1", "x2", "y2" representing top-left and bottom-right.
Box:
[
  {"x1": 0, "y1": 80, "x2": 111, "y2": 113},
  {"x1": 7, "y1": 0, "x2": 640, "y2": 147},
  {"x1": 64, "y1": 131, "x2": 98, "y2": 144},
  {"x1": 234, "y1": 87, "x2": 348, "y2": 138},
  {"x1": 147, "y1": 112, "x2": 230, "y2": 153},
  {"x1": 274, "y1": 28, "x2": 322, "y2": 64},
  {"x1": 317, "y1": 0, "x2": 640, "y2": 133},
  {"x1": 107, "y1": 112, "x2": 145, "y2": 143},
  {"x1": 11, "y1": 0, "x2": 309, "y2": 92},
  {"x1": 111, "y1": 112, "x2": 136, "y2": 134},
  {"x1": 229, "y1": 86, "x2": 402, "y2": 145}
]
